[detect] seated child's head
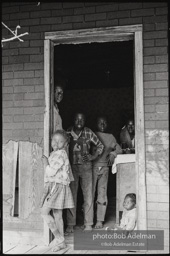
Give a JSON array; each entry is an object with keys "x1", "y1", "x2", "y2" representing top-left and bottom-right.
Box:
[
  {"x1": 51, "y1": 130, "x2": 68, "y2": 151},
  {"x1": 97, "y1": 116, "x2": 108, "y2": 133},
  {"x1": 123, "y1": 193, "x2": 136, "y2": 211}
]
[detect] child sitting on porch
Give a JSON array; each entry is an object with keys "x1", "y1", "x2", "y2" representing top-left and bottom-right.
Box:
[
  {"x1": 113, "y1": 193, "x2": 137, "y2": 231},
  {"x1": 92, "y1": 116, "x2": 122, "y2": 229},
  {"x1": 40, "y1": 130, "x2": 74, "y2": 252}
]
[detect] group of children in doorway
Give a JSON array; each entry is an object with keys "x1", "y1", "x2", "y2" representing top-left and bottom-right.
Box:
[{"x1": 40, "y1": 113, "x2": 137, "y2": 252}]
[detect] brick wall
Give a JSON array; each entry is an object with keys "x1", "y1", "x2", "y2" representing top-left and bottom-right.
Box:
[{"x1": 2, "y1": 2, "x2": 169, "y2": 252}]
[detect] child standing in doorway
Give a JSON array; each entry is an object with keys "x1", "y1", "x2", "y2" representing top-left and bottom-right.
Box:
[
  {"x1": 66, "y1": 112, "x2": 104, "y2": 233},
  {"x1": 40, "y1": 130, "x2": 74, "y2": 252},
  {"x1": 92, "y1": 116, "x2": 122, "y2": 229}
]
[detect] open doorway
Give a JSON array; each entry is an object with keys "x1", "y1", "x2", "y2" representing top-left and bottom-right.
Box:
[
  {"x1": 44, "y1": 25, "x2": 146, "y2": 244},
  {"x1": 54, "y1": 41, "x2": 134, "y2": 227}
]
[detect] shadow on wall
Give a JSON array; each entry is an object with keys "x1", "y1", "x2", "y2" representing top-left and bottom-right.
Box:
[{"x1": 146, "y1": 130, "x2": 169, "y2": 183}]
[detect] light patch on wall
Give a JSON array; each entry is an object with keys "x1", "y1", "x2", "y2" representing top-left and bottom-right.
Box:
[
  {"x1": 146, "y1": 160, "x2": 169, "y2": 184},
  {"x1": 145, "y1": 129, "x2": 169, "y2": 183}
]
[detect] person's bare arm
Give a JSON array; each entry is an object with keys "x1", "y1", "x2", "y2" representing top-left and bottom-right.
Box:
[
  {"x1": 82, "y1": 129, "x2": 104, "y2": 162},
  {"x1": 82, "y1": 149, "x2": 99, "y2": 162}
]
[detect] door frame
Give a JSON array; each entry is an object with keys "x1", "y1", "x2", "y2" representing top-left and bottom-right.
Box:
[{"x1": 44, "y1": 24, "x2": 146, "y2": 244}]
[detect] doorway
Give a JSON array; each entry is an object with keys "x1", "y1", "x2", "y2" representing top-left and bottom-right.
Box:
[
  {"x1": 44, "y1": 25, "x2": 146, "y2": 244},
  {"x1": 54, "y1": 41, "x2": 134, "y2": 227}
]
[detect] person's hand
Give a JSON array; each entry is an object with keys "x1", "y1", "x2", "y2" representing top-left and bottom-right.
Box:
[
  {"x1": 82, "y1": 154, "x2": 95, "y2": 162},
  {"x1": 107, "y1": 153, "x2": 116, "y2": 165},
  {"x1": 130, "y1": 148, "x2": 135, "y2": 154},
  {"x1": 122, "y1": 149, "x2": 126, "y2": 154},
  {"x1": 42, "y1": 155, "x2": 49, "y2": 167},
  {"x1": 125, "y1": 148, "x2": 131, "y2": 154}
]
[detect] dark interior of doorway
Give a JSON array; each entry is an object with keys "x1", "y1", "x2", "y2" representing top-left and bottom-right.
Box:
[{"x1": 54, "y1": 41, "x2": 134, "y2": 227}]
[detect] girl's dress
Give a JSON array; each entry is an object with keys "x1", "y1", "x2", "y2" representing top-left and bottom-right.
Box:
[{"x1": 40, "y1": 149, "x2": 74, "y2": 209}]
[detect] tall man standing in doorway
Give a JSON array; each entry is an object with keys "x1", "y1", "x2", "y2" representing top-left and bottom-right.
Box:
[
  {"x1": 66, "y1": 112, "x2": 104, "y2": 232},
  {"x1": 53, "y1": 74, "x2": 67, "y2": 131}
]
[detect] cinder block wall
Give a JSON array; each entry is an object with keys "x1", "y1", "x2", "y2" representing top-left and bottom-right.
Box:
[{"x1": 2, "y1": 2, "x2": 169, "y2": 251}]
